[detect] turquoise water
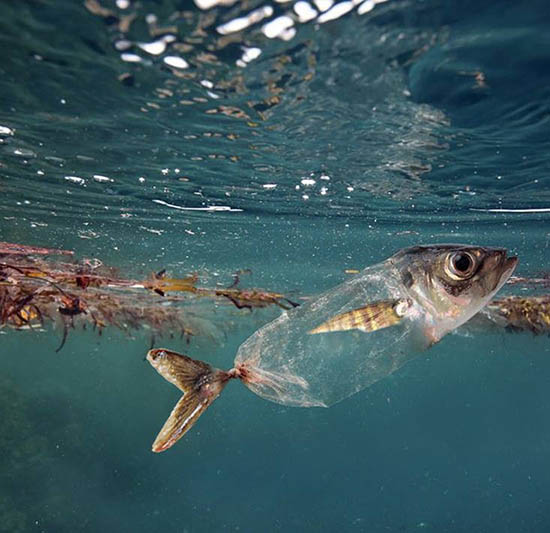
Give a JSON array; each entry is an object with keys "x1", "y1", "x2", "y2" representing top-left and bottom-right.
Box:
[{"x1": 1, "y1": 0, "x2": 550, "y2": 531}]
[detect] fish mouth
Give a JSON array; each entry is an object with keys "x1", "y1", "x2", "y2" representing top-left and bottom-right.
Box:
[
  {"x1": 147, "y1": 348, "x2": 168, "y2": 362},
  {"x1": 504, "y1": 255, "x2": 519, "y2": 274},
  {"x1": 483, "y1": 250, "x2": 518, "y2": 293}
]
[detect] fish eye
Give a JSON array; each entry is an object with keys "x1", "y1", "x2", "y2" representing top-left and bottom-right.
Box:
[{"x1": 445, "y1": 251, "x2": 476, "y2": 280}]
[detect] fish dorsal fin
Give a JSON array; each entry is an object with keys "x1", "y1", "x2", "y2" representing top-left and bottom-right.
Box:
[
  {"x1": 309, "y1": 298, "x2": 411, "y2": 335},
  {"x1": 147, "y1": 349, "x2": 230, "y2": 452}
]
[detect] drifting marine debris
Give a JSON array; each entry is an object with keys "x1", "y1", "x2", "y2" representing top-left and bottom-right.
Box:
[
  {"x1": 147, "y1": 244, "x2": 518, "y2": 452},
  {"x1": 507, "y1": 274, "x2": 550, "y2": 290},
  {"x1": 0, "y1": 241, "x2": 73, "y2": 256},
  {"x1": 463, "y1": 296, "x2": 550, "y2": 336},
  {"x1": 0, "y1": 242, "x2": 297, "y2": 350}
]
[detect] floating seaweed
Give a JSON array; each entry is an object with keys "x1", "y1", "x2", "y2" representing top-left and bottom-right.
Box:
[
  {"x1": 464, "y1": 295, "x2": 550, "y2": 336},
  {"x1": 0, "y1": 242, "x2": 298, "y2": 350},
  {"x1": 506, "y1": 274, "x2": 550, "y2": 290},
  {"x1": 0, "y1": 241, "x2": 73, "y2": 256},
  {"x1": 3, "y1": 241, "x2": 548, "y2": 353}
]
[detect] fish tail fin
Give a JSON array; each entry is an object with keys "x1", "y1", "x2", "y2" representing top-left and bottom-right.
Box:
[
  {"x1": 308, "y1": 298, "x2": 411, "y2": 335},
  {"x1": 147, "y1": 348, "x2": 234, "y2": 453}
]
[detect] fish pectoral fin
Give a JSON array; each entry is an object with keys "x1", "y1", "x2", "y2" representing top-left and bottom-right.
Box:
[
  {"x1": 152, "y1": 392, "x2": 215, "y2": 453},
  {"x1": 308, "y1": 298, "x2": 411, "y2": 335}
]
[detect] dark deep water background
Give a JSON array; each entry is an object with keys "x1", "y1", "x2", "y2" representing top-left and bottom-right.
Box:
[{"x1": 1, "y1": 0, "x2": 550, "y2": 531}]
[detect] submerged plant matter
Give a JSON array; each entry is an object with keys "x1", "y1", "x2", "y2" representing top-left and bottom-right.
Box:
[{"x1": 0, "y1": 242, "x2": 297, "y2": 350}]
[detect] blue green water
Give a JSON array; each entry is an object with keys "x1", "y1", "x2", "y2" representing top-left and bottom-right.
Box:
[{"x1": 1, "y1": 0, "x2": 550, "y2": 531}]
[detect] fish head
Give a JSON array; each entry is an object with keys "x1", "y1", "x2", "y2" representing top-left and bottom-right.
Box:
[{"x1": 391, "y1": 244, "x2": 518, "y2": 341}]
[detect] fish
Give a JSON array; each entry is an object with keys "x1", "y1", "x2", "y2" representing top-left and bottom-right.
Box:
[
  {"x1": 147, "y1": 244, "x2": 517, "y2": 452},
  {"x1": 309, "y1": 244, "x2": 518, "y2": 345}
]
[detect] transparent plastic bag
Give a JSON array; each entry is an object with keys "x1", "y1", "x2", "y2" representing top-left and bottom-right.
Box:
[{"x1": 234, "y1": 260, "x2": 421, "y2": 407}]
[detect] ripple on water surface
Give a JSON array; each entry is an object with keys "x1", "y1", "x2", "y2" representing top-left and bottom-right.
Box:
[{"x1": 2, "y1": 0, "x2": 550, "y2": 245}]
